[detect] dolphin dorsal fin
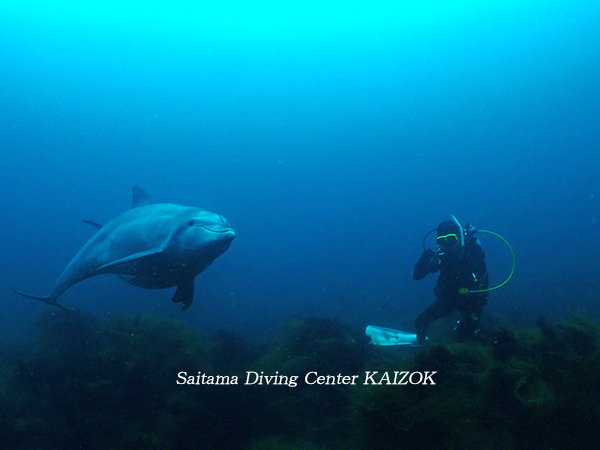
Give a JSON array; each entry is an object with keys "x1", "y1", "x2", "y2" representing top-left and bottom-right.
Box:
[{"x1": 131, "y1": 186, "x2": 153, "y2": 208}]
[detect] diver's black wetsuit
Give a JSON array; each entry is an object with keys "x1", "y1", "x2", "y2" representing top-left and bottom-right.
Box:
[{"x1": 414, "y1": 234, "x2": 488, "y2": 343}]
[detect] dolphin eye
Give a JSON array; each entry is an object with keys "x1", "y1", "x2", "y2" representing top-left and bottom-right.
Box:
[{"x1": 188, "y1": 219, "x2": 196, "y2": 226}]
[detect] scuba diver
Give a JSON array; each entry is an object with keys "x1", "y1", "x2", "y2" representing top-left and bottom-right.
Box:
[{"x1": 413, "y1": 216, "x2": 489, "y2": 344}]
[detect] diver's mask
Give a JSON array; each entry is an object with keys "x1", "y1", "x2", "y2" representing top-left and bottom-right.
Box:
[
  {"x1": 437, "y1": 233, "x2": 459, "y2": 247},
  {"x1": 436, "y1": 235, "x2": 460, "y2": 258},
  {"x1": 436, "y1": 215, "x2": 464, "y2": 258}
]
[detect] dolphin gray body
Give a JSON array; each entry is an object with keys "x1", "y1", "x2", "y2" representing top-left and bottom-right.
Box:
[{"x1": 12, "y1": 187, "x2": 235, "y2": 311}]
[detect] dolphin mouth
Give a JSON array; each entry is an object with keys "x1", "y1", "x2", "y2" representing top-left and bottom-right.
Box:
[{"x1": 202, "y1": 226, "x2": 235, "y2": 236}]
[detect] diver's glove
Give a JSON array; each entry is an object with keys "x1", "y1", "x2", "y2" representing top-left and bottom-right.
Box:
[
  {"x1": 413, "y1": 249, "x2": 438, "y2": 280},
  {"x1": 419, "y1": 249, "x2": 436, "y2": 262},
  {"x1": 465, "y1": 223, "x2": 477, "y2": 238}
]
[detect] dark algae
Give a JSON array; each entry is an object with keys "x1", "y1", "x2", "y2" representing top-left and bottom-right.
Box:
[{"x1": 1, "y1": 309, "x2": 600, "y2": 449}]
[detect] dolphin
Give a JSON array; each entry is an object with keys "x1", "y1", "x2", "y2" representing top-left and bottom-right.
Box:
[{"x1": 11, "y1": 186, "x2": 235, "y2": 311}]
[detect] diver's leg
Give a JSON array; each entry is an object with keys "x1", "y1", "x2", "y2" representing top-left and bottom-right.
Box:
[
  {"x1": 415, "y1": 298, "x2": 455, "y2": 344},
  {"x1": 457, "y1": 314, "x2": 477, "y2": 340},
  {"x1": 457, "y1": 293, "x2": 487, "y2": 340}
]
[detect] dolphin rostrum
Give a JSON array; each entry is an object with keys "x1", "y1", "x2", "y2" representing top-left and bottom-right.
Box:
[{"x1": 11, "y1": 186, "x2": 235, "y2": 311}]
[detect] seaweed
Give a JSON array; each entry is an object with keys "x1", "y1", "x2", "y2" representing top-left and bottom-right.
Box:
[
  {"x1": 349, "y1": 313, "x2": 600, "y2": 450},
  {"x1": 1, "y1": 307, "x2": 600, "y2": 449}
]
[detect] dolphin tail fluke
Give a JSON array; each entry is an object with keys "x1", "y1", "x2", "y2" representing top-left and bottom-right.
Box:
[{"x1": 10, "y1": 288, "x2": 70, "y2": 310}]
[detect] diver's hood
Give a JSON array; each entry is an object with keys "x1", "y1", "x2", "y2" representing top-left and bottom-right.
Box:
[
  {"x1": 450, "y1": 214, "x2": 464, "y2": 249},
  {"x1": 436, "y1": 215, "x2": 465, "y2": 259}
]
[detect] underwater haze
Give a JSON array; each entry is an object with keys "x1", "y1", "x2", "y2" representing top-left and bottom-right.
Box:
[
  {"x1": 3, "y1": 2, "x2": 600, "y2": 449},
  {"x1": 1, "y1": 0, "x2": 600, "y2": 344}
]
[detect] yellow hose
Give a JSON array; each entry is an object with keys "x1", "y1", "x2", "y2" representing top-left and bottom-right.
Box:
[{"x1": 469, "y1": 230, "x2": 516, "y2": 293}]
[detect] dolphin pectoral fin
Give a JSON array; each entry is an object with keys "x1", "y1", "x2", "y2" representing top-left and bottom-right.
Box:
[
  {"x1": 83, "y1": 219, "x2": 103, "y2": 230},
  {"x1": 117, "y1": 274, "x2": 138, "y2": 284},
  {"x1": 171, "y1": 278, "x2": 194, "y2": 311},
  {"x1": 117, "y1": 274, "x2": 166, "y2": 289},
  {"x1": 10, "y1": 288, "x2": 71, "y2": 310},
  {"x1": 97, "y1": 248, "x2": 165, "y2": 271}
]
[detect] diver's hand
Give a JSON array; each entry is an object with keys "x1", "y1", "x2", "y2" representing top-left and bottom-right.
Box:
[
  {"x1": 465, "y1": 223, "x2": 477, "y2": 237},
  {"x1": 413, "y1": 249, "x2": 439, "y2": 279},
  {"x1": 419, "y1": 249, "x2": 436, "y2": 263}
]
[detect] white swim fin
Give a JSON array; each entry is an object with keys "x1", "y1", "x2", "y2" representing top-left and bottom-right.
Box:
[{"x1": 365, "y1": 325, "x2": 424, "y2": 346}]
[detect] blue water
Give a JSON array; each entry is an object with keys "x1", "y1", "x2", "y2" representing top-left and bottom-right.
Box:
[{"x1": 1, "y1": 0, "x2": 599, "y2": 344}]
